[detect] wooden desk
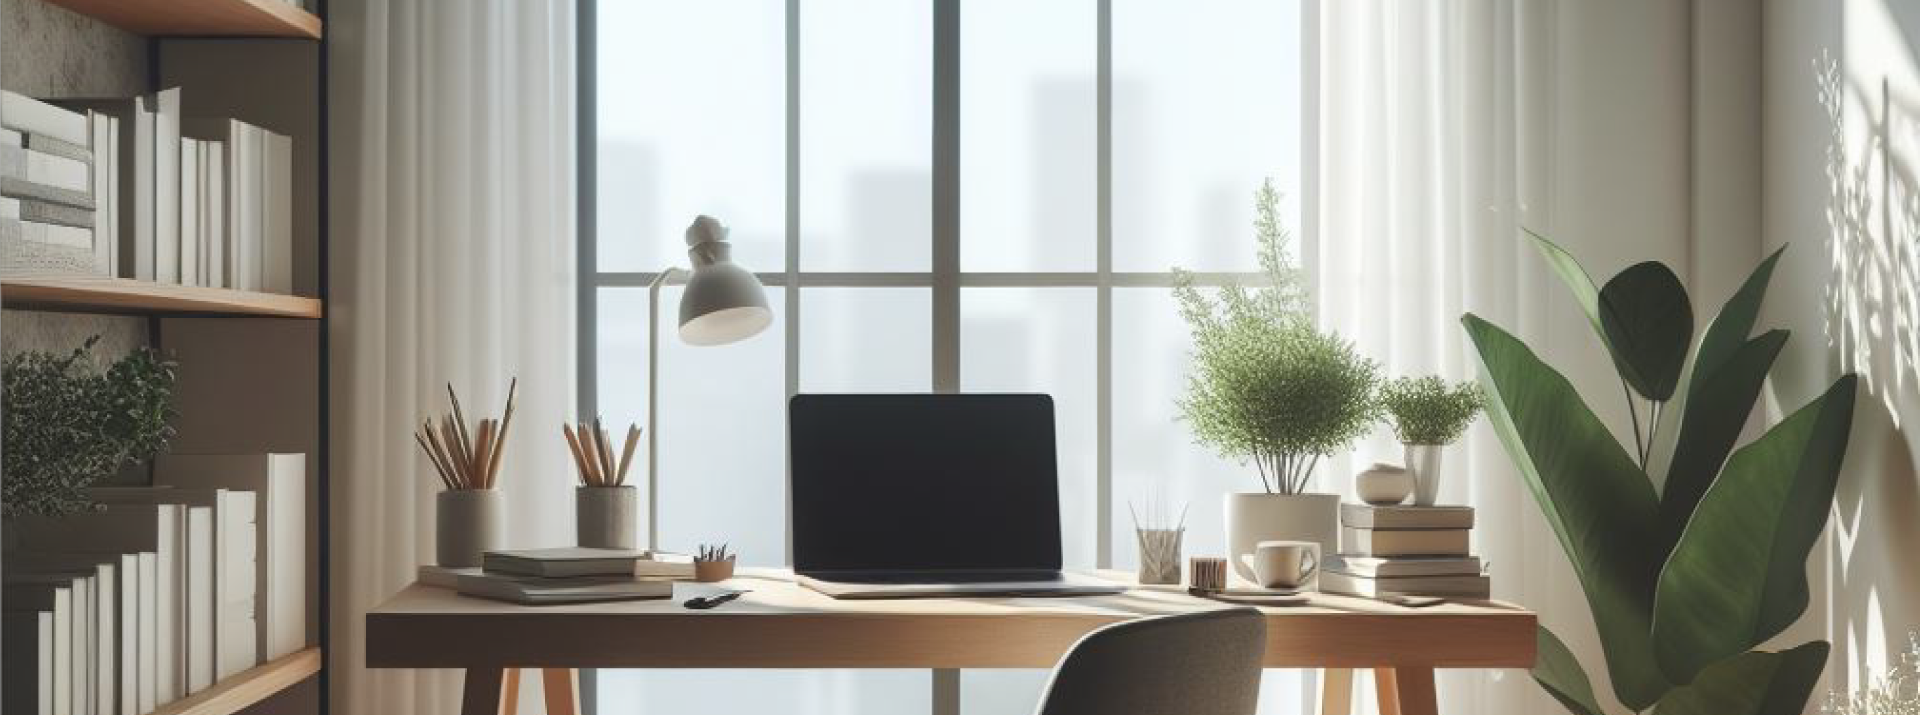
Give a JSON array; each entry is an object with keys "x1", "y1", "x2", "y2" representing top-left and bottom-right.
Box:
[{"x1": 365, "y1": 569, "x2": 1535, "y2": 715}]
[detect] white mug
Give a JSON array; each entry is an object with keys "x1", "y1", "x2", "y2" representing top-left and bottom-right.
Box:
[{"x1": 1240, "y1": 540, "x2": 1319, "y2": 590}]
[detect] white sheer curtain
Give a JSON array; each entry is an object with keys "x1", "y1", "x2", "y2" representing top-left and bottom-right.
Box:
[
  {"x1": 1315, "y1": 2, "x2": 1586, "y2": 713},
  {"x1": 328, "y1": 1, "x2": 576, "y2": 713}
]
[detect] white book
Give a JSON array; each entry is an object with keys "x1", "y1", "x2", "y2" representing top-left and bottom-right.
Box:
[
  {"x1": 56, "y1": 586, "x2": 72, "y2": 715},
  {"x1": 89, "y1": 111, "x2": 119, "y2": 276},
  {"x1": 0, "y1": 127, "x2": 19, "y2": 144},
  {"x1": 76, "y1": 576, "x2": 95, "y2": 715},
  {"x1": 234, "y1": 126, "x2": 259, "y2": 291},
  {"x1": 152, "y1": 89, "x2": 181, "y2": 284},
  {"x1": 155, "y1": 454, "x2": 306, "y2": 659},
  {"x1": 12, "y1": 505, "x2": 184, "y2": 704},
  {"x1": 261, "y1": 129, "x2": 292, "y2": 293},
  {"x1": 0, "y1": 196, "x2": 13, "y2": 217},
  {"x1": 135, "y1": 553, "x2": 157, "y2": 714},
  {"x1": 0, "y1": 144, "x2": 90, "y2": 192},
  {"x1": 1340, "y1": 526, "x2": 1471, "y2": 557},
  {"x1": 13, "y1": 556, "x2": 120, "y2": 715},
  {"x1": 116, "y1": 554, "x2": 137, "y2": 715},
  {"x1": 184, "y1": 507, "x2": 213, "y2": 692},
  {"x1": 58, "y1": 94, "x2": 170, "y2": 280},
  {"x1": 1, "y1": 90, "x2": 89, "y2": 145},
  {"x1": 2, "y1": 218, "x2": 94, "y2": 248},
  {"x1": 91, "y1": 486, "x2": 261, "y2": 680},
  {"x1": 1325, "y1": 555, "x2": 1483, "y2": 578},
  {"x1": 1319, "y1": 571, "x2": 1492, "y2": 599},
  {"x1": 205, "y1": 141, "x2": 226, "y2": 288},
  {"x1": 179, "y1": 138, "x2": 201, "y2": 287}
]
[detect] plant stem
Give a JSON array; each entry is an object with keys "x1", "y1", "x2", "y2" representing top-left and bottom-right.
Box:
[
  {"x1": 1645, "y1": 401, "x2": 1663, "y2": 469},
  {"x1": 1621, "y1": 379, "x2": 1646, "y2": 470}
]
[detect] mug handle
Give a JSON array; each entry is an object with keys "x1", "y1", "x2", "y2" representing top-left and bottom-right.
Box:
[{"x1": 1298, "y1": 550, "x2": 1318, "y2": 581}]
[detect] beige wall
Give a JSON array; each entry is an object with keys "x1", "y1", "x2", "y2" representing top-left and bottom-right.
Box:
[{"x1": 1763, "y1": 0, "x2": 1920, "y2": 706}]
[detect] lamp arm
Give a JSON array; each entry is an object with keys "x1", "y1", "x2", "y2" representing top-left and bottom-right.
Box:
[{"x1": 647, "y1": 267, "x2": 687, "y2": 552}]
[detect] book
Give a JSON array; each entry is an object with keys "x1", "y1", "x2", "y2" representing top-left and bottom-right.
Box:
[
  {"x1": 10, "y1": 583, "x2": 77, "y2": 715},
  {"x1": 1339, "y1": 504, "x2": 1474, "y2": 530},
  {"x1": 154, "y1": 453, "x2": 306, "y2": 660},
  {"x1": 1340, "y1": 526, "x2": 1470, "y2": 557},
  {"x1": 455, "y1": 572, "x2": 673, "y2": 605},
  {"x1": 0, "y1": 175, "x2": 93, "y2": 210},
  {"x1": 9, "y1": 555, "x2": 122, "y2": 714},
  {"x1": 180, "y1": 138, "x2": 201, "y2": 287},
  {"x1": 11, "y1": 504, "x2": 184, "y2": 704},
  {"x1": 261, "y1": 129, "x2": 292, "y2": 293},
  {"x1": 18, "y1": 199, "x2": 94, "y2": 229},
  {"x1": 1320, "y1": 571, "x2": 1491, "y2": 599},
  {"x1": 481, "y1": 547, "x2": 646, "y2": 578},
  {"x1": 1, "y1": 91, "x2": 89, "y2": 146},
  {"x1": 93, "y1": 486, "x2": 261, "y2": 681},
  {"x1": 0, "y1": 143, "x2": 90, "y2": 192},
  {"x1": 60, "y1": 89, "x2": 179, "y2": 282},
  {"x1": 1324, "y1": 555, "x2": 1482, "y2": 578},
  {"x1": 88, "y1": 111, "x2": 120, "y2": 276},
  {"x1": 632, "y1": 552, "x2": 696, "y2": 579},
  {"x1": 2, "y1": 610, "x2": 54, "y2": 715},
  {"x1": 203, "y1": 141, "x2": 225, "y2": 287},
  {"x1": 417, "y1": 565, "x2": 481, "y2": 589},
  {"x1": 183, "y1": 506, "x2": 213, "y2": 692},
  {"x1": 1, "y1": 219, "x2": 94, "y2": 249},
  {"x1": 9, "y1": 573, "x2": 93, "y2": 715},
  {"x1": 24, "y1": 132, "x2": 92, "y2": 164},
  {"x1": 135, "y1": 553, "x2": 158, "y2": 714}
]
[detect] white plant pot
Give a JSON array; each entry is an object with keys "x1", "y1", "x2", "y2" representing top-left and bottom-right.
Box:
[
  {"x1": 1223, "y1": 492, "x2": 1339, "y2": 583},
  {"x1": 1406, "y1": 443, "x2": 1445, "y2": 506}
]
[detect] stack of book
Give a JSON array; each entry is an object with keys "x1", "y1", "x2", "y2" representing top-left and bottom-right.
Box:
[
  {"x1": 0, "y1": 88, "x2": 296, "y2": 293},
  {"x1": 1322, "y1": 504, "x2": 1489, "y2": 599},
  {"x1": 2, "y1": 453, "x2": 308, "y2": 715},
  {"x1": 443, "y1": 548, "x2": 676, "y2": 606}
]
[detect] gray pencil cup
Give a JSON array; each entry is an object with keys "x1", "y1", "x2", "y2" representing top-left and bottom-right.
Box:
[
  {"x1": 436, "y1": 489, "x2": 504, "y2": 567},
  {"x1": 576, "y1": 485, "x2": 638, "y2": 550}
]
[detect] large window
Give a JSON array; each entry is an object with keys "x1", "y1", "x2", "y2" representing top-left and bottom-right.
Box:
[{"x1": 586, "y1": 1, "x2": 1310, "y2": 712}]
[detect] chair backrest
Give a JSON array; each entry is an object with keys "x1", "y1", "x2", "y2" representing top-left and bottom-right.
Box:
[{"x1": 1033, "y1": 607, "x2": 1266, "y2": 715}]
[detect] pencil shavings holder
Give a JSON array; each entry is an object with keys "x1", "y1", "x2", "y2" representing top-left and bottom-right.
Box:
[
  {"x1": 693, "y1": 556, "x2": 736, "y2": 583},
  {"x1": 576, "y1": 485, "x2": 638, "y2": 550},
  {"x1": 436, "y1": 489, "x2": 504, "y2": 568}
]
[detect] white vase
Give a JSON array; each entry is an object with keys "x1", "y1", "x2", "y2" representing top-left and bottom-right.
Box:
[
  {"x1": 1405, "y1": 444, "x2": 1445, "y2": 506},
  {"x1": 1223, "y1": 492, "x2": 1339, "y2": 583},
  {"x1": 1354, "y1": 462, "x2": 1414, "y2": 506}
]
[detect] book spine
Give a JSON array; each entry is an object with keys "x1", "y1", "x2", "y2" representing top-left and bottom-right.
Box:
[
  {"x1": 0, "y1": 144, "x2": 90, "y2": 191},
  {"x1": 0, "y1": 176, "x2": 94, "y2": 211},
  {"x1": 1, "y1": 91, "x2": 89, "y2": 146},
  {"x1": 24, "y1": 132, "x2": 91, "y2": 163},
  {"x1": 18, "y1": 200, "x2": 94, "y2": 229}
]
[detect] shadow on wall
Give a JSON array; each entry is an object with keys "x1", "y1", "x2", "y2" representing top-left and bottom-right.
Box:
[{"x1": 1816, "y1": 40, "x2": 1920, "y2": 696}]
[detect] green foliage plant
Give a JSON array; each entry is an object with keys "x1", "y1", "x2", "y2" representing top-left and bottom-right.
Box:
[
  {"x1": 3, "y1": 337, "x2": 178, "y2": 517},
  {"x1": 1173, "y1": 179, "x2": 1381, "y2": 495},
  {"x1": 1463, "y1": 232, "x2": 1854, "y2": 715},
  {"x1": 1379, "y1": 376, "x2": 1484, "y2": 446}
]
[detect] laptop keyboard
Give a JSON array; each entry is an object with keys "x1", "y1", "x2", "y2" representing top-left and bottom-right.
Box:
[{"x1": 815, "y1": 570, "x2": 1066, "y2": 584}]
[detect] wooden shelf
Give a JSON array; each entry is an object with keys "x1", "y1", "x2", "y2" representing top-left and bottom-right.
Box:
[
  {"x1": 151, "y1": 648, "x2": 321, "y2": 715},
  {"x1": 2, "y1": 276, "x2": 322, "y2": 318},
  {"x1": 40, "y1": 0, "x2": 321, "y2": 39}
]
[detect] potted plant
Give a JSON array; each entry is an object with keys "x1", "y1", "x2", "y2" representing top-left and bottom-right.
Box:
[
  {"x1": 2, "y1": 337, "x2": 177, "y2": 519},
  {"x1": 1378, "y1": 376, "x2": 1484, "y2": 505},
  {"x1": 1174, "y1": 180, "x2": 1380, "y2": 582},
  {"x1": 1464, "y1": 234, "x2": 1854, "y2": 715}
]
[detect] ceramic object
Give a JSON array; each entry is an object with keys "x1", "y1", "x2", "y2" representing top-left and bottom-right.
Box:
[
  {"x1": 1135, "y1": 528, "x2": 1184, "y2": 585},
  {"x1": 694, "y1": 557, "x2": 736, "y2": 583},
  {"x1": 1223, "y1": 492, "x2": 1339, "y2": 583},
  {"x1": 576, "y1": 486, "x2": 638, "y2": 549},
  {"x1": 1405, "y1": 444, "x2": 1445, "y2": 506},
  {"x1": 1241, "y1": 540, "x2": 1320, "y2": 590},
  {"x1": 1355, "y1": 462, "x2": 1414, "y2": 505},
  {"x1": 1188, "y1": 557, "x2": 1228, "y2": 592},
  {"x1": 436, "y1": 489, "x2": 503, "y2": 568}
]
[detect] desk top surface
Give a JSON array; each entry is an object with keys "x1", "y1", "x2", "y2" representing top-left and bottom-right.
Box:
[{"x1": 366, "y1": 569, "x2": 1536, "y2": 669}]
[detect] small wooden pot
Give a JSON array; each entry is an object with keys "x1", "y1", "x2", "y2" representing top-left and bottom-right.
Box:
[
  {"x1": 693, "y1": 557, "x2": 736, "y2": 583},
  {"x1": 576, "y1": 486, "x2": 637, "y2": 549},
  {"x1": 437, "y1": 489, "x2": 503, "y2": 567}
]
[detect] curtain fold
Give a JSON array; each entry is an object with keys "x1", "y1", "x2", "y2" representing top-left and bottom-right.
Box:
[{"x1": 329, "y1": 1, "x2": 576, "y2": 712}]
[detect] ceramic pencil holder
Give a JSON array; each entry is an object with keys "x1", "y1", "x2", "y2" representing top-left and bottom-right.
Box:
[
  {"x1": 1135, "y1": 528, "x2": 1184, "y2": 585},
  {"x1": 576, "y1": 485, "x2": 638, "y2": 550},
  {"x1": 437, "y1": 489, "x2": 503, "y2": 567},
  {"x1": 694, "y1": 557, "x2": 736, "y2": 583}
]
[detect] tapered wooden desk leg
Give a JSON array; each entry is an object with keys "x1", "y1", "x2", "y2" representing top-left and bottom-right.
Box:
[
  {"x1": 1391, "y1": 667, "x2": 1437, "y2": 715},
  {"x1": 461, "y1": 667, "x2": 507, "y2": 715},
  {"x1": 502, "y1": 669, "x2": 521, "y2": 715},
  {"x1": 1319, "y1": 668, "x2": 1354, "y2": 715},
  {"x1": 541, "y1": 668, "x2": 580, "y2": 715},
  {"x1": 1373, "y1": 668, "x2": 1401, "y2": 715}
]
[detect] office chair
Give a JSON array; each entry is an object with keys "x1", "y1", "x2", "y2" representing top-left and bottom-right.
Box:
[{"x1": 1033, "y1": 607, "x2": 1267, "y2": 715}]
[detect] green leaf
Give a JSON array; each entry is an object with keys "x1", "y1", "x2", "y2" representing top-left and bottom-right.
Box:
[
  {"x1": 1598, "y1": 262, "x2": 1694, "y2": 401},
  {"x1": 1692, "y1": 247, "x2": 1785, "y2": 382},
  {"x1": 1657, "y1": 331, "x2": 1789, "y2": 549},
  {"x1": 1652, "y1": 375, "x2": 1856, "y2": 683},
  {"x1": 1526, "y1": 229, "x2": 1605, "y2": 339},
  {"x1": 1650, "y1": 642, "x2": 1829, "y2": 715},
  {"x1": 1462, "y1": 314, "x2": 1669, "y2": 709},
  {"x1": 1532, "y1": 625, "x2": 1605, "y2": 715}
]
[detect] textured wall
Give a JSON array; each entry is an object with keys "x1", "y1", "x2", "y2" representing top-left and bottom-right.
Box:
[{"x1": 1, "y1": 0, "x2": 148, "y2": 358}]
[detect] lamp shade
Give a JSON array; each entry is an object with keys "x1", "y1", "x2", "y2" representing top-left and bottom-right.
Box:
[{"x1": 678, "y1": 215, "x2": 772, "y2": 346}]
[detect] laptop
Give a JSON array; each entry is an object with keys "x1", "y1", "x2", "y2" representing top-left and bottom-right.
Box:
[{"x1": 789, "y1": 393, "x2": 1125, "y2": 599}]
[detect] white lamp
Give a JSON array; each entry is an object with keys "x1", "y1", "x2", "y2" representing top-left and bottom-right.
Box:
[{"x1": 646, "y1": 215, "x2": 772, "y2": 550}]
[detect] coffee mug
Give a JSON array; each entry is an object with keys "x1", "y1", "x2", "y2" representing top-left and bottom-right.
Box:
[{"x1": 1240, "y1": 540, "x2": 1319, "y2": 590}]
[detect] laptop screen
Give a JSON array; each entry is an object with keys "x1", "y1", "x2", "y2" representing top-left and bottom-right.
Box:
[{"x1": 788, "y1": 393, "x2": 1063, "y2": 573}]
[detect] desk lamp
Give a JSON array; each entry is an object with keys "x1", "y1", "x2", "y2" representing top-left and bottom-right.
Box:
[{"x1": 646, "y1": 215, "x2": 772, "y2": 550}]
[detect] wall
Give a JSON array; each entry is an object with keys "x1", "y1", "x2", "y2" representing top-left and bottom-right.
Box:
[{"x1": 1763, "y1": 0, "x2": 1920, "y2": 707}]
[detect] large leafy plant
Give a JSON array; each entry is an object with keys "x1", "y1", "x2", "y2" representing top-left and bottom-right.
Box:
[
  {"x1": 1463, "y1": 233, "x2": 1854, "y2": 715},
  {"x1": 1173, "y1": 179, "x2": 1381, "y2": 495},
  {"x1": 2, "y1": 337, "x2": 178, "y2": 517}
]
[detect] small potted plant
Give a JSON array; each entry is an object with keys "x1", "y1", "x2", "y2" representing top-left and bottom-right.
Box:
[
  {"x1": 3, "y1": 337, "x2": 178, "y2": 520},
  {"x1": 1174, "y1": 180, "x2": 1380, "y2": 582},
  {"x1": 1378, "y1": 376, "x2": 1484, "y2": 506}
]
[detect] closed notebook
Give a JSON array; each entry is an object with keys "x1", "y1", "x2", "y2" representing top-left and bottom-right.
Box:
[
  {"x1": 481, "y1": 548, "x2": 645, "y2": 578},
  {"x1": 1339, "y1": 504, "x2": 1474, "y2": 530},
  {"x1": 455, "y1": 573, "x2": 672, "y2": 605},
  {"x1": 1325, "y1": 555, "x2": 1482, "y2": 578},
  {"x1": 1320, "y1": 571, "x2": 1491, "y2": 599},
  {"x1": 1340, "y1": 527, "x2": 1470, "y2": 557}
]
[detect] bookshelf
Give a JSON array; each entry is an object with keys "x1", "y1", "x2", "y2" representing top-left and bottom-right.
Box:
[
  {"x1": 149, "y1": 649, "x2": 323, "y2": 715},
  {"x1": 36, "y1": 0, "x2": 321, "y2": 39},
  {"x1": 1, "y1": 277, "x2": 323, "y2": 318}
]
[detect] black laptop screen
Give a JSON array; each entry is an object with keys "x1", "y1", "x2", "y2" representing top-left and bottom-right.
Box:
[{"x1": 788, "y1": 393, "x2": 1063, "y2": 573}]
